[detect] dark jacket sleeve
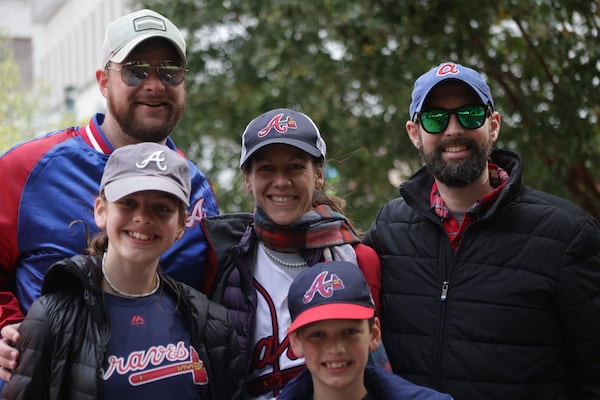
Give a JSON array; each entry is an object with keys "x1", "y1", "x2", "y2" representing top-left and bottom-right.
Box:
[
  {"x1": 1, "y1": 299, "x2": 53, "y2": 400},
  {"x1": 204, "y1": 301, "x2": 245, "y2": 400},
  {"x1": 560, "y1": 218, "x2": 600, "y2": 398}
]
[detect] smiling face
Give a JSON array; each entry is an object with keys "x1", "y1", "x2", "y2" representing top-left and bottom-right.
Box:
[
  {"x1": 94, "y1": 190, "x2": 185, "y2": 268},
  {"x1": 244, "y1": 144, "x2": 324, "y2": 226},
  {"x1": 406, "y1": 81, "x2": 500, "y2": 187},
  {"x1": 290, "y1": 318, "x2": 380, "y2": 399},
  {"x1": 98, "y1": 38, "x2": 186, "y2": 145}
]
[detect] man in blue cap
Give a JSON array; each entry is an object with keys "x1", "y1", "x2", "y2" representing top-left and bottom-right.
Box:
[{"x1": 363, "y1": 62, "x2": 600, "y2": 399}]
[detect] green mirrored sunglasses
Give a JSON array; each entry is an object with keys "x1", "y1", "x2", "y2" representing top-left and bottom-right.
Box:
[{"x1": 417, "y1": 104, "x2": 490, "y2": 134}]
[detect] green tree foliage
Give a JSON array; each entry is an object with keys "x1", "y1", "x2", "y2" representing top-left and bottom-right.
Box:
[
  {"x1": 0, "y1": 38, "x2": 85, "y2": 155},
  {"x1": 140, "y1": 0, "x2": 600, "y2": 229}
]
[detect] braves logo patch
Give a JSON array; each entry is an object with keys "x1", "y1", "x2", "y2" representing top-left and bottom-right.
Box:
[
  {"x1": 103, "y1": 342, "x2": 208, "y2": 386},
  {"x1": 436, "y1": 62, "x2": 460, "y2": 77},
  {"x1": 136, "y1": 150, "x2": 167, "y2": 171},
  {"x1": 303, "y1": 271, "x2": 344, "y2": 303},
  {"x1": 258, "y1": 113, "x2": 298, "y2": 137}
]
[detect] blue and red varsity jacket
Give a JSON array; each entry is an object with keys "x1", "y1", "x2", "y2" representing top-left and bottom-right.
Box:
[{"x1": 0, "y1": 113, "x2": 219, "y2": 328}]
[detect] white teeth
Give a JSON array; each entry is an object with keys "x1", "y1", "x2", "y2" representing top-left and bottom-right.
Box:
[
  {"x1": 129, "y1": 231, "x2": 153, "y2": 241},
  {"x1": 445, "y1": 146, "x2": 465, "y2": 153},
  {"x1": 272, "y1": 196, "x2": 291, "y2": 203},
  {"x1": 325, "y1": 361, "x2": 348, "y2": 369}
]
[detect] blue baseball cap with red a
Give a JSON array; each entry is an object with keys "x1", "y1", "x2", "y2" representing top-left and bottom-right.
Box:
[{"x1": 409, "y1": 62, "x2": 494, "y2": 120}]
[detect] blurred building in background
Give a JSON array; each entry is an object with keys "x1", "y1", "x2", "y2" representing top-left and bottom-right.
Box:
[{"x1": 1, "y1": 0, "x2": 133, "y2": 129}]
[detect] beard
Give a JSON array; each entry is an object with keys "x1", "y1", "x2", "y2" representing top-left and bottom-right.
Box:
[
  {"x1": 106, "y1": 92, "x2": 183, "y2": 143},
  {"x1": 420, "y1": 136, "x2": 492, "y2": 187}
]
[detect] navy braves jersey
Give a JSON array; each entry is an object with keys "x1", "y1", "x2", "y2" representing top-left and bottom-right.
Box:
[
  {"x1": 0, "y1": 113, "x2": 219, "y2": 325},
  {"x1": 103, "y1": 292, "x2": 209, "y2": 399}
]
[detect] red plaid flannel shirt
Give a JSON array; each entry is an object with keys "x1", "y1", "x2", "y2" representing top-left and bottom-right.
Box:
[{"x1": 430, "y1": 163, "x2": 509, "y2": 250}]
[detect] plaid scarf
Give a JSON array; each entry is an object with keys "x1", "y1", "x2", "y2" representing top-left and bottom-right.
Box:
[{"x1": 253, "y1": 205, "x2": 360, "y2": 252}]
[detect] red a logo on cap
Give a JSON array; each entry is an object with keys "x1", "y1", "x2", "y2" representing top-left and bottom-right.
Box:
[
  {"x1": 303, "y1": 271, "x2": 345, "y2": 303},
  {"x1": 258, "y1": 113, "x2": 298, "y2": 137},
  {"x1": 436, "y1": 62, "x2": 460, "y2": 77}
]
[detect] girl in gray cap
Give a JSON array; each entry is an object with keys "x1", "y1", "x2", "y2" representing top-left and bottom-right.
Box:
[{"x1": 1, "y1": 143, "x2": 243, "y2": 400}]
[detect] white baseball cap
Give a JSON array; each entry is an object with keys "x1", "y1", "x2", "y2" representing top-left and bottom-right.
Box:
[{"x1": 101, "y1": 9, "x2": 186, "y2": 67}]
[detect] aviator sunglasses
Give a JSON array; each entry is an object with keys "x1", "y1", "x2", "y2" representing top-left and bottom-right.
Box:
[
  {"x1": 416, "y1": 104, "x2": 491, "y2": 134},
  {"x1": 106, "y1": 60, "x2": 188, "y2": 87}
]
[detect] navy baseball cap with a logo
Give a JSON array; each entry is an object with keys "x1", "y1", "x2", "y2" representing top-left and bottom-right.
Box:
[
  {"x1": 239, "y1": 108, "x2": 327, "y2": 168},
  {"x1": 287, "y1": 261, "x2": 376, "y2": 334},
  {"x1": 409, "y1": 62, "x2": 494, "y2": 120},
  {"x1": 100, "y1": 142, "x2": 191, "y2": 206}
]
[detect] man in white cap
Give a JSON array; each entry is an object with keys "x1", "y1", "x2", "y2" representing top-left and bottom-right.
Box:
[
  {"x1": 0, "y1": 9, "x2": 219, "y2": 382},
  {"x1": 363, "y1": 62, "x2": 600, "y2": 399}
]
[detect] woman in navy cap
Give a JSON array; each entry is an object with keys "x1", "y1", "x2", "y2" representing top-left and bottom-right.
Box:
[{"x1": 201, "y1": 108, "x2": 385, "y2": 400}]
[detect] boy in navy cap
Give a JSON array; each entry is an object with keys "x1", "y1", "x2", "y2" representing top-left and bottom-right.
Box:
[{"x1": 279, "y1": 261, "x2": 453, "y2": 400}]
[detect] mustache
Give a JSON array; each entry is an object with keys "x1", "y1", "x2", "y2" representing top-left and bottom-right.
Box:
[
  {"x1": 132, "y1": 95, "x2": 175, "y2": 107},
  {"x1": 435, "y1": 136, "x2": 476, "y2": 152}
]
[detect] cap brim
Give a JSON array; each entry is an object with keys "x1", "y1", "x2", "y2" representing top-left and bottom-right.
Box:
[
  {"x1": 240, "y1": 139, "x2": 324, "y2": 168},
  {"x1": 287, "y1": 303, "x2": 375, "y2": 334},
  {"x1": 412, "y1": 78, "x2": 490, "y2": 119},
  {"x1": 104, "y1": 176, "x2": 189, "y2": 206},
  {"x1": 108, "y1": 33, "x2": 186, "y2": 64}
]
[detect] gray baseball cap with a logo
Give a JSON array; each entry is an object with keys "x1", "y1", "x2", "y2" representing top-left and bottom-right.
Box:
[{"x1": 100, "y1": 143, "x2": 191, "y2": 206}]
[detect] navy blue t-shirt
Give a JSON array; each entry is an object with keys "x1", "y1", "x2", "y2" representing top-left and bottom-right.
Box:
[{"x1": 102, "y1": 291, "x2": 209, "y2": 399}]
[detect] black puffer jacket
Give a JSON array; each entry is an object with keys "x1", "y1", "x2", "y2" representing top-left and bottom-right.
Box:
[
  {"x1": 0, "y1": 255, "x2": 244, "y2": 400},
  {"x1": 363, "y1": 150, "x2": 600, "y2": 400}
]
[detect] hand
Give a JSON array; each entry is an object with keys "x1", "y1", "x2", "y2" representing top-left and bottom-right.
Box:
[{"x1": 0, "y1": 323, "x2": 21, "y2": 381}]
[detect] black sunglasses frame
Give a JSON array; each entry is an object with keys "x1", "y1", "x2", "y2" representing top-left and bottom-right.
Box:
[
  {"x1": 106, "y1": 60, "x2": 188, "y2": 87},
  {"x1": 416, "y1": 104, "x2": 492, "y2": 134}
]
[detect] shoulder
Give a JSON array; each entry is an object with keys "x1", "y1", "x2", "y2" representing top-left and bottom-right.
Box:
[
  {"x1": 278, "y1": 368, "x2": 312, "y2": 400},
  {"x1": 509, "y1": 186, "x2": 600, "y2": 239},
  {"x1": 42, "y1": 255, "x2": 100, "y2": 295},
  {"x1": 1, "y1": 127, "x2": 81, "y2": 166},
  {"x1": 372, "y1": 196, "x2": 412, "y2": 223},
  {"x1": 203, "y1": 213, "x2": 254, "y2": 233},
  {"x1": 364, "y1": 365, "x2": 453, "y2": 399},
  {"x1": 354, "y1": 244, "x2": 380, "y2": 286},
  {"x1": 202, "y1": 213, "x2": 254, "y2": 252}
]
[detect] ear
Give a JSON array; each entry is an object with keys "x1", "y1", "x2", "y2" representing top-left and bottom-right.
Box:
[
  {"x1": 175, "y1": 213, "x2": 187, "y2": 240},
  {"x1": 368, "y1": 317, "x2": 382, "y2": 352},
  {"x1": 314, "y1": 164, "x2": 324, "y2": 190},
  {"x1": 94, "y1": 197, "x2": 107, "y2": 229},
  {"x1": 244, "y1": 174, "x2": 253, "y2": 193},
  {"x1": 96, "y1": 68, "x2": 109, "y2": 99},
  {"x1": 289, "y1": 332, "x2": 305, "y2": 358},
  {"x1": 489, "y1": 110, "x2": 501, "y2": 143},
  {"x1": 406, "y1": 120, "x2": 422, "y2": 149}
]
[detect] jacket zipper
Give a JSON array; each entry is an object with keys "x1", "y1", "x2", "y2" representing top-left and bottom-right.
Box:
[
  {"x1": 433, "y1": 235, "x2": 453, "y2": 389},
  {"x1": 440, "y1": 280, "x2": 449, "y2": 301}
]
